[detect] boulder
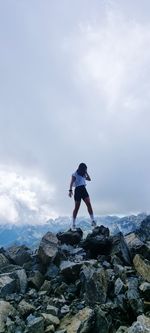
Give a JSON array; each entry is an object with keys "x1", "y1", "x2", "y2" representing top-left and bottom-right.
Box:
[
  {"x1": 0, "y1": 275, "x2": 16, "y2": 297},
  {"x1": 133, "y1": 254, "x2": 150, "y2": 282},
  {"x1": 136, "y1": 215, "x2": 150, "y2": 242},
  {"x1": 38, "y1": 232, "x2": 58, "y2": 265},
  {"x1": 6, "y1": 245, "x2": 32, "y2": 266},
  {"x1": 41, "y1": 313, "x2": 60, "y2": 326},
  {"x1": 81, "y1": 226, "x2": 112, "y2": 258},
  {"x1": 28, "y1": 270, "x2": 44, "y2": 290},
  {"x1": 125, "y1": 232, "x2": 150, "y2": 260},
  {"x1": 58, "y1": 307, "x2": 93, "y2": 333},
  {"x1": 128, "y1": 314, "x2": 150, "y2": 333},
  {"x1": 0, "y1": 267, "x2": 27, "y2": 294},
  {"x1": 0, "y1": 300, "x2": 16, "y2": 333},
  {"x1": 80, "y1": 265, "x2": 108, "y2": 305},
  {"x1": 0, "y1": 253, "x2": 10, "y2": 270},
  {"x1": 126, "y1": 277, "x2": 144, "y2": 316},
  {"x1": 60, "y1": 260, "x2": 82, "y2": 282},
  {"x1": 57, "y1": 228, "x2": 83, "y2": 245},
  {"x1": 111, "y1": 232, "x2": 132, "y2": 265},
  {"x1": 18, "y1": 299, "x2": 35, "y2": 317},
  {"x1": 27, "y1": 315, "x2": 44, "y2": 333}
]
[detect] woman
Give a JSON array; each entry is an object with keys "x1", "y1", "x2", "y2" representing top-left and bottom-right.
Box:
[{"x1": 69, "y1": 163, "x2": 96, "y2": 229}]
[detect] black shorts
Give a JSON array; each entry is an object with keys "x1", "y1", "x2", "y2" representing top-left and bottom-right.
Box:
[{"x1": 74, "y1": 185, "x2": 89, "y2": 202}]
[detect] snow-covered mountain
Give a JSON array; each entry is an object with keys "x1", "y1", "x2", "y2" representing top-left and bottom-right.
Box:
[{"x1": 0, "y1": 213, "x2": 147, "y2": 248}]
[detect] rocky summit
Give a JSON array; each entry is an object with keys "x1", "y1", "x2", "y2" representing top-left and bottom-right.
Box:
[{"x1": 0, "y1": 216, "x2": 150, "y2": 333}]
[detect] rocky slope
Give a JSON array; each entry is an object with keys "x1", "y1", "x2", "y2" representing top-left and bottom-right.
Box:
[{"x1": 0, "y1": 216, "x2": 150, "y2": 333}]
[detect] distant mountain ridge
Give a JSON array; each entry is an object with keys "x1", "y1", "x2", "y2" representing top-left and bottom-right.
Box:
[{"x1": 0, "y1": 213, "x2": 147, "y2": 248}]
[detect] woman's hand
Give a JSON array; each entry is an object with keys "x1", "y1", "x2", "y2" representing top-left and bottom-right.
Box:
[{"x1": 69, "y1": 189, "x2": 73, "y2": 197}]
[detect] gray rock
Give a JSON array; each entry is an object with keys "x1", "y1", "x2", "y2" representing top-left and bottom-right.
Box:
[
  {"x1": 45, "y1": 325, "x2": 55, "y2": 333},
  {"x1": 0, "y1": 300, "x2": 16, "y2": 333},
  {"x1": 116, "y1": 327, "x2": 128, "y2": 333},
  {"x1": 38, "y1": 232, "x2": 58, "y2": 265},
  {"x1": 18, "y1": 299, "x2": 35, "y2": 317},
  {"x1": 40, "y1": 280, "x2": 52, "y2": 293},
  {"x1": 58, "y1": 307, "x2": 93, "y2": 333},
  {"x1": 128, "y1": 314, "x2": 150, "y2": 333},
  {"x1": 27, "y1": 315, "x2": 44, "y2": 333},
  {"x1": 139, "y1": 282, "x2": 150, "y2": 300},
  {"x1": 115, "y1": 278, "x2": 126, "y2": 295},
  {"x1": 0, "y1": 253, "x2": 10, "y2": 270},
  {"x1": 6, "y1": 245, "x2": 31, "y2": 266},
  {"x1": 111, "y1": 232, "x2": 132, "y2": 266},
  {"x1": 41, "y1": 313, "x2": 60, "y2": 326},
  {"x1": 94, "y1": 307, "x2": 112, "y2": 333},
  {"x1": 0, "y1": 275, "x2": 16, "y2": 296},
  {"x1": 80, "y1": 265, "x2": 108, "y2": 305},
  {"x1": 46, "y1": 263, "x2": 59, "y2": 279},
  {"x1": 46, "y1": 305, "x2": 59, "y2": 316},
  {"x1": 125, "y1": 232, "x2": 150, "y2": 260},
  {"x1": 60, "y1": 260, "x2": 82, "y2": 282},
  {"x1": 127, "y1": 277, "x2": 144, "y2": 316},
  {"x1": 28, "y1": 271, "x2": 44, "y2": 290}
]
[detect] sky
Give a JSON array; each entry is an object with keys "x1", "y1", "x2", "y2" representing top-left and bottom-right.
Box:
[{"x1": 0, "y1": 0, "x2": 150, "y2": 224}]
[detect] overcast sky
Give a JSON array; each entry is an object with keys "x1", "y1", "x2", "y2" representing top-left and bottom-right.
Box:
[{"x1": 0, "y1": 0, "x2": 150, "y2": 224}]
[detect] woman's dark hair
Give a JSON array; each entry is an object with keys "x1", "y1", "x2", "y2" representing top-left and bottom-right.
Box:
[{"x1": 77, "y1": 163, "x2": 87, "y2": 177}]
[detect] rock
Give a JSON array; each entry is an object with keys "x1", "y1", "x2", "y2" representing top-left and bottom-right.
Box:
[
  {"x1": 58, "y1": 307, "x2": 93, "y2": 333},
  {"x1": 0, "y1": 268, "x2": 27, "y2": 294},
  {"x1": 55, "y1": 330, "x2": 67, "y2": 333},
  {"x1": 40, "y1": 280, "x2": 52, "y2": 293},
  {"x1": 6, "y1": 245, "x2": 32, "y2": 266},
  {"x1": 46, "y1": 263, "x2": 59, "y2": 279},
  {"x1": 139, "y1": 282, "x2": 150, "y2": 300},
  {"x1": 60, "y1": 260, "x2": 82, "y2": 282},
  {"x1": 94, "y1": 307, "x2": 112, "y2": 333},
  {"x1": 18, "y1": 299, "x2": 35, "y2": 317},
  {"x1": 57, "y1": 228, "x2": 83, "y2": 245},
  {"x1": 0, "y1": 274, "x2": 16, "y2": 297},
  {"x1": 116, "y1": 327, "x2": 128, "y2": 333},
  {"x1": 60, "y1": 305, "x2": 70, "y2": 316},
  {"x1": 0, "y1": 300, "x2": 16, "y2": 333},
  {"x1": 16, "y1": 268, "x2": 28, "y2": 293},
  {"x1": 41, "y1": 313, "x2": 60, "y2": 326},
  {"x1": 0, "y1": 253, "x2": 10, "y2": 270},
  {"x1": 126, "y1": 277, "x2": 144, "y2": 316},
  {"x1": 133, "y1": 254, "x2": 150, "y2": 282},
  {"x1": 46, "y1": 305, "x2": 59, "y2": 316},
  {"x1": 81, "y1": 226, "x2": 112, "y2": 258},
  {"x1": 28, "y1": 271, "x2": 44, "y2": 290},
  {"x1": 111, "y1": 233, "x2": 132, "y2": 265},
  {"x1": 114, "y1": 278, "x2": 126, "y2": 295},
  {"x1": 38, "y1": 232, "x2": 58, "y2": 265},
  {"x1": 137, "y1": 216, "x2": 150, "y2": 242},
  {"x1": 80, "y1": 265, "x2": 108, "y2": 305},
  {"x1": 125, "y1": 232, "x2": 150, "y2": 260},
  {"x1": 27, "y1": 315, "x2": 44, "y2": 333},
  {"x1": 128, "y1": 314, "x2": 150, "y2": 333},
  {"x1": 45, "y1": 325, "x2": 55, "y2": 332}
]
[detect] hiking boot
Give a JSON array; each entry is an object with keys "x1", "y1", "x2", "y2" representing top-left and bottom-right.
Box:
[{"x1": 91, "y1": 220, "x2": 97, "y2": 227}]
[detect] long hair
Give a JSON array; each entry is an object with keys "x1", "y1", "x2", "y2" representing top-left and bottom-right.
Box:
[{"x1": 77, "y1": 163, "x2": 87, "y2": 177}]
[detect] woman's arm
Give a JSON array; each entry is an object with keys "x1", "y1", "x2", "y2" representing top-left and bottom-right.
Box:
[
  {"x1": 85, "y1": 172, "x2": 91, "y2": 181},
  {"x1": 69, "y1": 176, "x2": 76, "y2": 197}
]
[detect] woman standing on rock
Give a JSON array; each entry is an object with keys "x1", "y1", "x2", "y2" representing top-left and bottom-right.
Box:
[{"x1": 69, "y1": 163, "x2": 96, "y2": 230}]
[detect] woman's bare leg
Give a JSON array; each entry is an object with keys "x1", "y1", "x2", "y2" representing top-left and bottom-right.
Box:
[
  {"x1": 83, "y1": 197, "x2": 96, "y2": 226},
  {"x1": 72, "y1": 200, "x2": 81, "y2": 228}
]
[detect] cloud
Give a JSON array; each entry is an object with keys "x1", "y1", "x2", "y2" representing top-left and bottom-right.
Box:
[
  {"x1": 0, "y1": 166, "x2": 57, "y2": 224},
  {"x1": 0, "y1": 1, "x2": 150, "y2": 219}
]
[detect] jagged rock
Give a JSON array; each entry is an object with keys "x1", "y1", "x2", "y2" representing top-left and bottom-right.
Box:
[
  {"x1": 16, "y1": 268, "x2": 28, "y2": 293},
  {"x1": 26, "y1": 315, "x2": 44, "y2": 333},
  {"x1": 116, "y1": 327, "x2": 128, "y2": 333},
  {"x1": 28, "y1": 271, "x2": 44, "y2": 290},
  {"x1": 80, "y1": 265, "x2": 108, "y2": 305},
  {"x1": 137, "y1": 216, "x2": 150, "y2": 242},
  {"x1": 55, "y1": 330, "x2": 67, "y2": 333},
  {"x1": 139, "y1": 282, "x2": 150, "y2": 300},
  {"x1": 57, "y1": 228, "x2": 83, "y2": 245},
  {"x1": 46, "y1": 263, "x2": 59, "y2": 279},
  {"x1": 60, "y1": 260, "x2": 82, "y2": 282},
  {"x1": 125, "y1": 233, "x2": 150, "y2": 260},
  {"x1": 114, "y1": 278, "x2": 126, "y2": 295},
  {"x1": 0, "y1": 275, "x2": 16, "y2": 296},
  {"x1": 126, "y1": 277, "x2": 144, "y2": 316},
  {"x1": 41, "y1": 313, "x2": 60, "y2": 326},
  {"x1": 0, "y1": 253, "x2": 10, "y2": 270},
  {"x1": 38, "y1": 232, "x2": 58, "y2": 265},
  {"x1": 133, "y1": 254, "x2": 150, "y2": 282},
  {"x1": 81, "y1": 225, "x2": 112, "y2": 258},
  {"x1": 60, "y1": 305, "x2": 70, "y2": 316},
  {"x1": 6, "y1": 245, "x2": 32, "y2": 266},
  {"x1": 0, "y1": 300, "x2": 16, "y2": 333},
  {"x1": 0, "y1": 268, "x2": 27, "y2": 294},
  {"x1": 18, "y1": 299, "x2": 35, "y2": 317},
  {"x1": 58, "y1": 307, "x2": 93, "y2": 333},
  {"x1": 94, "y1": 307, "x2": 112, "y2": 333},
  {"x1": 111, "y1": 232, "x2": 132, "y2": 265},
  {"x1": 46, "y1": 305, "x2": 59, "y2": 316},
  {"x1": 128, "y1": 314, "x2": 150, "y2": 333},
  {"x1": 45, "y1": 325, "x2": 55, "y2": 332},
  {"x1": 40, "y1": 280, "x2": 52, "y2": 293}
]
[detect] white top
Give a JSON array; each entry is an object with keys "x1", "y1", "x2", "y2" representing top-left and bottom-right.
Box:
[{"x1": 72, "y1": 171, "x2": 86, "y2": 188}]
